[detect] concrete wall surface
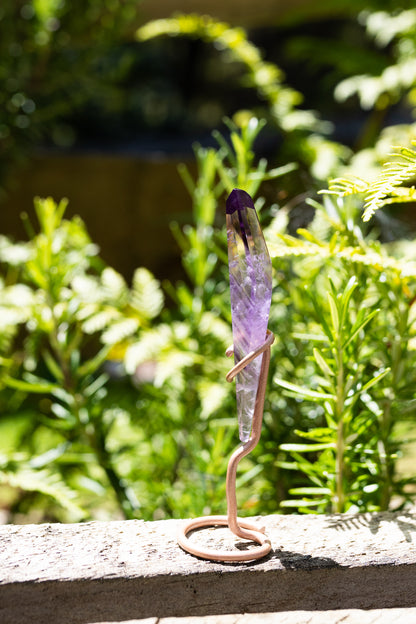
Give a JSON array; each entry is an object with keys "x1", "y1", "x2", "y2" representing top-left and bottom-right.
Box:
[{"x1": 1, "y1": 510, "x2": 416, "y2": 624}]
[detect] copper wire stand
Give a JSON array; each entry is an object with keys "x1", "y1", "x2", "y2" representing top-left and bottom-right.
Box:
[{"x1": 177, "y1": 329, "x2": 275, "y2": 562}]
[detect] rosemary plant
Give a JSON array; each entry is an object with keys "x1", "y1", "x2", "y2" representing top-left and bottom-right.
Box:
[{"x1": 269, "y1": 193, "x2": 416, "y2": 513}]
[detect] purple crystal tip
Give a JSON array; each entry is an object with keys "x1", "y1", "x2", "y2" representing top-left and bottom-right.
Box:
[{"x1": 226, "y1": 188, "x2": 255, "y2": 214}]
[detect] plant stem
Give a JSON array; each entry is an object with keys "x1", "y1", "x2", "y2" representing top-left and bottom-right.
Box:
[
  {"x1": 336, "y1": 418, "x2": 345, "y2": 513},
  {"x1": 379, "y1": 329, "x2": 404, "y2": 509},
  {"x1": 334, "y1": 346, "x2": 345, "y2": 513}
]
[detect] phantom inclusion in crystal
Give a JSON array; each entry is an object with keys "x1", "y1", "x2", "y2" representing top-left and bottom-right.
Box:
[{"x1": 226, "y1": 189, "x2": 272, "y2": 443}]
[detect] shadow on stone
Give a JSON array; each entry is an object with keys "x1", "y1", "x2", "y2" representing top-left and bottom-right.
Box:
[
  {"x1": 326, "y1": 511, "x2": 416, "y2": 543},
  {"x1": 270, "y1": 548, "x2": 341, "y2": 570}
]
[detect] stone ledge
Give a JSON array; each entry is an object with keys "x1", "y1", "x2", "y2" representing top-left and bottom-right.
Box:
[
  {"x1": 1, "y1": 511, "x2": 416, "y2": 624},
  {"x1": 92, "y1": 609, "x2": 416, "y2": 624}
]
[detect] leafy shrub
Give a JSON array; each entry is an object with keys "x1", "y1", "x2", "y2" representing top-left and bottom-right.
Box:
[
  {"x1": 268, "y1": 193, "x2": 416, "y2": 512},
  {"x1": 4, "y1": 5, "x2": 416, "y2": 523},
  {"x1": 0, "y1": 197, "x2": 163, "y2": 520},
  {"x1": 3, "y1": 115, "x2": 416, "y2": 522}
]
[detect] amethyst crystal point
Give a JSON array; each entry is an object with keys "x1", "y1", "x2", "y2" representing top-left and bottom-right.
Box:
[{"x1": 226, "y1": 189, "x2": 272, "y2": 442}]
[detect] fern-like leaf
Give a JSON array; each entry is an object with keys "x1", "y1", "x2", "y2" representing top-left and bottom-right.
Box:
[
  {"x1": 362, "y1": 146, "x2": 416, "y2": 221},
  {"x1": 323, "y1": 176, "x2": 369, "y2": 197},
  {"x1": 323, "y1": 144, "x2": 416, "y2": 221},
  {"x1": 101, "y1": 267, "x2": 129, "y2": 305},
  {"x1": 81, "y1": 307, "x2": 121, "y2": 334},
  {"x1": 124, "y1": 324, "x2": 177, "y2": 374},
  {"x1": 269, "y1": 234, "x2": 416, "y2": 276},
  {"x1": 101, "y1": 317, "x2": 140, "y2": 345},
  {"x1": 131, "y1": 268, "x2": 164, "y2": 320},
  {"x1": 0, "y1": 461, "x2": 85, "y2": 519}
]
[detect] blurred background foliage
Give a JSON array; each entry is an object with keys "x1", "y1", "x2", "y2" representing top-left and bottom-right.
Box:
[{"x1": 2, "y1": 1, "x2": 416, "y2": 522}]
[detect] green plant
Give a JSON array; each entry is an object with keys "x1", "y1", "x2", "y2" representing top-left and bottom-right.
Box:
[
  {"x1": 268, "y1": 192, "x2": 416, "y2": 513},
  {"x1": 325, "y1": 143, "x2": 416, "y2": 221},
  {"x1": 124, "y1": 116, "x2": 296, "y2": 518},
  {"x1": 145, "y1": 115, "x2": 416, "y2": 517},
  {"x1": 0, "y1": 197, "x2": 163, "y2": 520},
  {"x1": 137, "y1": 15, "x2": 319, "y2": 134},
  {"x1": 0, "y1": 0, "x2": 142, "y2": 194},
  {"x1": 335, "y1": 9, "x2": 416, "y2": 112},
  {"x1": 136, "y1": 13, "x2": 348, "y2": 183},
  {"x1": 3, "y1": 116, "x2": 416, "y2": 523}
]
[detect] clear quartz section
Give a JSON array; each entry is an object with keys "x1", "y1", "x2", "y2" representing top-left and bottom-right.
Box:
[{"x1": 226, "y1": 189, "x2": 272, "y2": 442}]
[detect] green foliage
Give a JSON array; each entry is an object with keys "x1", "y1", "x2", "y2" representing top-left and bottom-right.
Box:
[
  {"x1": 0, "y1": 453, "x2": 85, "y2": 520},
  {"x1": 0, "y1": 197, "x2": 163, "y2": 520},
  {"x1": 125, "y1": 116, "x2": 416, "y2": 518},
  {"x1": 136, "y1": 14, "x2": 347, "y2": 183},
  {"x1": 4, "y1": 116, "x2": 416, "y2": 522},
  {"x1": 6, "y1": 2, "x2": 416, "y2": 522},
  {"x1": 269, "y1": 193, "x2": 416, "y2": 512},
  {"x1": 0, "y1": 0, "x2": 142, "y2": 192},
  {"x1": 124, "y1": 116, "x2": 296, "y2": 519},
  {"x1": 335, "y1": 10, "x2": 416, "y2": 111},
  {"x1": 137, "y1": 14, "x2": 318, "y2": 134},
  {"x1": 0, "y1": 117, "x2": 297, "y2": 522},
  {"x1": 324, "y1": 144, "x2": 416, "y2": 221}
]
